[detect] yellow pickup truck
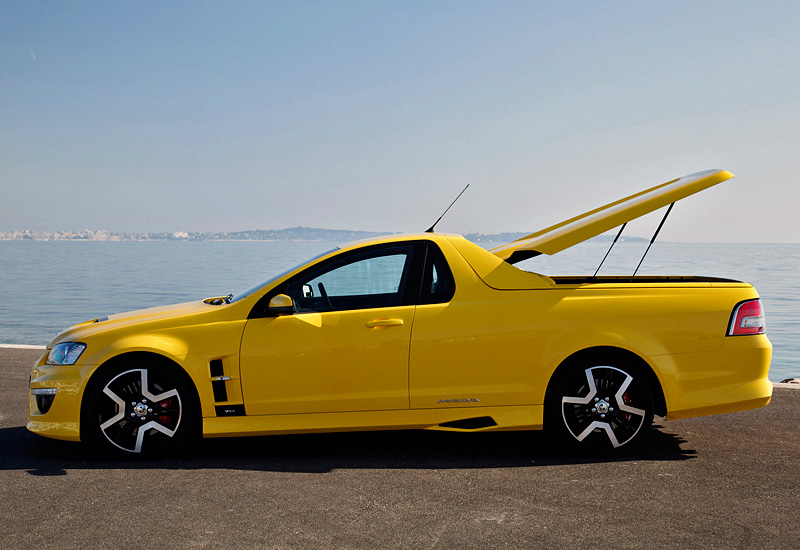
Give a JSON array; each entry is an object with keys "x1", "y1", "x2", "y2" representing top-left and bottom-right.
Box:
[{"x1": 28, "y1": 169, "x2": 771, "y2": 456}]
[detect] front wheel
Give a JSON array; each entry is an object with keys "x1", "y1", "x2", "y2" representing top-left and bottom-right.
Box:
[
  {"x1": 83, "y1": 361, "x2": 196, "y2": 457},
  {"x1": 548, "y1": 360, "x2": 654, "y2": 454}
]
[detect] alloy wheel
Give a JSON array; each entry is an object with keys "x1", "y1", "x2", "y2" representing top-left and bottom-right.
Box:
[
  {"x1": 559, "y1": 365, "x2": 652, "y2": 452},
  {"x1": 96, "y1": 368, "x2": 183, "y2": 454}
]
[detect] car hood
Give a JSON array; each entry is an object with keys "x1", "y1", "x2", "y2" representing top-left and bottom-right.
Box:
[
  {"x1": 49, "y1": 300, "x2": 220, "y2": 346},
  {"x1": 489, "y1": 169, "x2": 734, "y2": 264}
]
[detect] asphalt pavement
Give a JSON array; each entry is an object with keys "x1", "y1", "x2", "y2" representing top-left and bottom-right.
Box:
[{"x1": 1, "y1": 348, "x2": 798, "y2": 549}]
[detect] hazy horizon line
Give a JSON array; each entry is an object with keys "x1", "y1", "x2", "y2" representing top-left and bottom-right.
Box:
[{"x1": 1, "y1": 227, "x2": 797, "y2": 245}]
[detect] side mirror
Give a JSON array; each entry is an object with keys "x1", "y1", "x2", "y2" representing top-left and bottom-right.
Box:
[{"x1": 266, "y1": 294, "x2": 295, "y2": 316}]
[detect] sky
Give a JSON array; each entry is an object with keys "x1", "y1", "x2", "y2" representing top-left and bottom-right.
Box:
[{"x1": 2, "y1": 1, "x2": 799, "y2": 242}]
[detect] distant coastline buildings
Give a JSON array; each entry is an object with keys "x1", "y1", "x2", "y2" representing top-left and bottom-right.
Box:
[
  {"x1": 0, "y1": 227, "x2": 390, "y2": 242},
  {"x1": 1, "y1": 229, "x2": 127, "y2": 241},
  {"x1": 0, "y1": 227, "x2": 647, "y2": 243}
]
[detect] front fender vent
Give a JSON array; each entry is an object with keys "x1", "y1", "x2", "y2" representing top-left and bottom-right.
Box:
[
  {"x1": 208, "y1": 357, "x2": 245, "y2": 416},
  {"x1": 209, "y1": 359, "x2": 228, "y2": 402}
]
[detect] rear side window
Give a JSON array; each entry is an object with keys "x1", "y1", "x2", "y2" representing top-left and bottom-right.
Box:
[{"x1": 418, "y1": 243, "x2": 455, "y2": 305}]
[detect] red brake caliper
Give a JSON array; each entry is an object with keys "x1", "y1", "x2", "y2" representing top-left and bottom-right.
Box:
[
  {"x1": 159, "y1": 398, "x2": 172, "y2": 425},
  {"x1": 622, "y1": 391, "x2": 631, "y2": 420}
]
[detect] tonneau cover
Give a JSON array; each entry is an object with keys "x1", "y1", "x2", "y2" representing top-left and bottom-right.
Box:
[{"x1": 489, "y1": 169, "x2": 734, "y2": 263}]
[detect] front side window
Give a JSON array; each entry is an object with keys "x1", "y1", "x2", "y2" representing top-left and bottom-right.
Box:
[{"x1": 287, "y1": 245, "x2": 414, "y2": 312}]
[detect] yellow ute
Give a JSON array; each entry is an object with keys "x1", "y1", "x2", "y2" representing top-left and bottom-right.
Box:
[{"x1": 28, "y1": 170, "x2": 772, "y2": 456}]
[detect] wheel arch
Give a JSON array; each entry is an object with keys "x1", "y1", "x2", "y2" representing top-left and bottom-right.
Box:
[
  {"x1": 79, "y1": 351, "x2": 202, "y2": 441},
  {"x1": 544, "y1": 346, "x2": 667, "y2": 419}
]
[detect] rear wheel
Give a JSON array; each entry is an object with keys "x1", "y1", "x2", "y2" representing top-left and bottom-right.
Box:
[
  {"x1": 548, "y1": 359, "x2": 654, "y2": 454},
  {"x1": 83, "y1": 360, "x2": 196, "y2": 457}
]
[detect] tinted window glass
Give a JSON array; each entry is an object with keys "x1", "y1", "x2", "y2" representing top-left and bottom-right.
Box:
[
  {"x1": 288, "y1": 246, "x2": 414, "y2": 312},
  {"x1": 306, "y1": 254, "x2": 406, "y2": 297},
  {"x1": 419, "y1": 243, "x2": 455, "y2": 305}
]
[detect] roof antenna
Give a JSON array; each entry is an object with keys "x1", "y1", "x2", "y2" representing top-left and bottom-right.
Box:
[
  {"x1": 593, "y1": 222, "x2": 627, "y2": 278},
  {"x1": 630, "y1": 202, "x2": 675, "y2": 282},
  {"x1": 425, "y1": 184, "x2": 469, "y2": 233}
]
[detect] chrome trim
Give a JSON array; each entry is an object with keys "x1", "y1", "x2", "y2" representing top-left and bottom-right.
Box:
[
  {"x1": 31, "y1": 388, "x2": 57, "y2": 396},
  {"x1": 728, "y1": 301, "x2": 746, "y2": 335}
]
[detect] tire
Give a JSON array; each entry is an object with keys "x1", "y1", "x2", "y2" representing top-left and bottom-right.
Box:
[
  {"x1": 82, "y1": 359, "x2": 196, "y2": 458},
  {"x1": 548, "y1": 358, "x2": 654, "y2": 454}
]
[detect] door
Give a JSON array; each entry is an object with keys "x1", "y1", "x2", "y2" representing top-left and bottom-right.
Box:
[
  {"x1": 240, "y1": 244, "x2": 418, "y2": 415},
  {"x1": 409, "y1": 241, "x2": 541, "y2": 408}
]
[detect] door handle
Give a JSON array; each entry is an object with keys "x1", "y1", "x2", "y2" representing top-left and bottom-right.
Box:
[{"x1": 365, "y1": 318, "x2": 404, "y2": 328}]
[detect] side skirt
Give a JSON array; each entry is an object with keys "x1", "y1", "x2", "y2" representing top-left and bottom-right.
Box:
[{"x1": 202, "y1": 405, "x2": 544, "y2": 438}]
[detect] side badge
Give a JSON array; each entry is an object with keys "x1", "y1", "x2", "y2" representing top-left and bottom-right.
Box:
[{"x1": 436, "y1": 398, "x2": 480, "y2": 404}]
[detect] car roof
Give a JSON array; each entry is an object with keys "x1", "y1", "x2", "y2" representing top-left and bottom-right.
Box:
[{"x1": 337, "y1": 232, "x2": 456, "y2": 251}]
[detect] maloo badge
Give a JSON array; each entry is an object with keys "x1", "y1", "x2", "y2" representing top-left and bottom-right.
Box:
[{"x1": 436, "y1": 398, "x2": 480, "y2": 404}]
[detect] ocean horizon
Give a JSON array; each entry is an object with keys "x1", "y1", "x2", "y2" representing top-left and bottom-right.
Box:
[{"x1": 2, "y1": 239, "x2": 796, "y2": 382}]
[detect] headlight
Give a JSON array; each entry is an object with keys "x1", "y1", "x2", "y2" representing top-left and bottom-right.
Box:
[{"x1": 47, "y1": 342, "x2": 86, "y2": 365}]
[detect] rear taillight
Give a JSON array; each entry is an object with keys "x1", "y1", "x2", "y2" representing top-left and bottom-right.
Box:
[{"x1": 728, "y1": 299, "x2": 766, "y2": 336}]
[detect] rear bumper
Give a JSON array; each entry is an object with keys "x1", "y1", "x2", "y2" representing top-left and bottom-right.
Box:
[
  {"x1": 654, "y1": 334, "x2": 773, "y2": 421},
  {"x1": 665, "y1": 393, "x2": 771, "y2": 421}
]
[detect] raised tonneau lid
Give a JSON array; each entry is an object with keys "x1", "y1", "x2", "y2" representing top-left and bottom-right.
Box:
[{"x1": 489, "y1": 169, "x2": 734, "y2": 264}]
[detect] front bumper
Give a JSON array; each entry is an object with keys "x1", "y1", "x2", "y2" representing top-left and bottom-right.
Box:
[{"x1": 27, "y1": 351, "x2": 98, "y2": 442}]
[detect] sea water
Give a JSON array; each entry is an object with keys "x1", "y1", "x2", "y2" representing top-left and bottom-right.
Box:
[{"x1": 1, "y1": 240, "x2": 796, "y2": 382}]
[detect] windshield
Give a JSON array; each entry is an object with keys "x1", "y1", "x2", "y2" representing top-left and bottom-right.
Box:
[{"x1": 230, "y1": 248, "x2": 337, "y2": 303}]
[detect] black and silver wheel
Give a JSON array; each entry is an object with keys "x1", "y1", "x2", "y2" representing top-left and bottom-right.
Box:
[
  {"x1": 84, "y1": 361, "x2": 195, "y2": 457},
  {"x1": 549, "y1": 360, "x2": 654, "y2": 454}
]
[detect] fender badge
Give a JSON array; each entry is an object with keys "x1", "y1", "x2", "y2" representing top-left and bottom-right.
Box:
[{"x1": 436, "y1": 398, "x2": 480, "y2": 404}]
